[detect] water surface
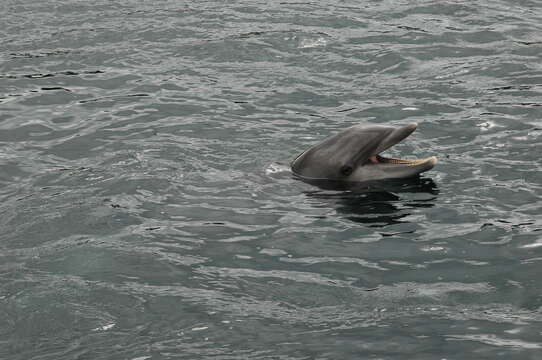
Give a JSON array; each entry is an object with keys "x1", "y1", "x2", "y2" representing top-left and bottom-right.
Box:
[{"x1": 2, "y1": 0, "x2": 542, "y2": 359}]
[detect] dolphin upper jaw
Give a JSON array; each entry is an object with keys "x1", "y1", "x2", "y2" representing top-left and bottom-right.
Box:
[{"x1": 291, "y1": 123, "x2": 437, "y2": 182}]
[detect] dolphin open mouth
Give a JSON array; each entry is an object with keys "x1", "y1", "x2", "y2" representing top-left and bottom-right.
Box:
[{"x1": 360, "y1": 123, "x2": 437, "y2": 169}]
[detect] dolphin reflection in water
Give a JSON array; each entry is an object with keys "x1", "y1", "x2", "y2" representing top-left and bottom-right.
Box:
[
  {"x1": 291, "y1": 123, "x2": 437, "y2": 183},
  {"x1": 302, "y1": 177, "x2": 439, "y2": 226}
]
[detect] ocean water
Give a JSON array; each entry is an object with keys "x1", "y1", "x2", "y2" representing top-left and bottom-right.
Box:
[{"x1": 1, "y1": 1, "x2": 542, "y2": 359}]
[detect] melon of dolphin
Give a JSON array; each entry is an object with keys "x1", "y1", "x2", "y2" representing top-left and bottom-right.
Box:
[{"x1": 291, "y1": 123, "x2": 437, "y2": 182}]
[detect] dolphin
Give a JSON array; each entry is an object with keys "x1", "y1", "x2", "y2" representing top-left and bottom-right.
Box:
[{"x1": 291, "y1": 123, "x2": 437, "y2": 183}]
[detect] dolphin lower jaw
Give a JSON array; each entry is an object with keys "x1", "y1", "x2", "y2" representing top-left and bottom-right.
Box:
[
  {"x1": 350, "y1": 155, "x2": 437, "y2": 182},
  {"x1": 370, "y1": 154, "x2": 438, "y2": 167}
]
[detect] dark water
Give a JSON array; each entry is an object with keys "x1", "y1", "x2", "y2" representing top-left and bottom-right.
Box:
[{"x1": 2, "y1": 1, "x2": 542, "y2": 359}]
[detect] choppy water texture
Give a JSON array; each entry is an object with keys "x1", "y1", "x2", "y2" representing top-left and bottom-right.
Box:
[{"x1": 2, "y1": 0, "x2": 542, "y2": 359}]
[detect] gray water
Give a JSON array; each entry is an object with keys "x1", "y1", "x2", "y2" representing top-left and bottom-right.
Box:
[{"x1": 2, "y1": 1, "x2": 542, "y2": 359}]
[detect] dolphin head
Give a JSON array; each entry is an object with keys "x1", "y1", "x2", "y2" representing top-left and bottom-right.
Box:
[{"x1": 291, "y1": 123, "x2": 437, "y2": 182}]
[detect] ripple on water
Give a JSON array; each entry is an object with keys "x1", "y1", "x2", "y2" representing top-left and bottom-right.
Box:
[{"x1": 2, "y1": 0, "x2": 542, "y2": 359}]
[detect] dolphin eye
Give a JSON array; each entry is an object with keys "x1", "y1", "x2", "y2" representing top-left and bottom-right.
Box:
[{"x1": 340, "y1": 165, "x2": 353, "y2": 176}]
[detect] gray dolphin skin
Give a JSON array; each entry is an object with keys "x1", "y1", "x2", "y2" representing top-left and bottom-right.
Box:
[{"x1": 291, "y1": 123, "x2": 437, "y2": 182}]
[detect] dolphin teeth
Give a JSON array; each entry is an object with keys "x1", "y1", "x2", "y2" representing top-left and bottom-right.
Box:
[{"x1": 376, "y1": 155, "x2": 431, "y2": 166}]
